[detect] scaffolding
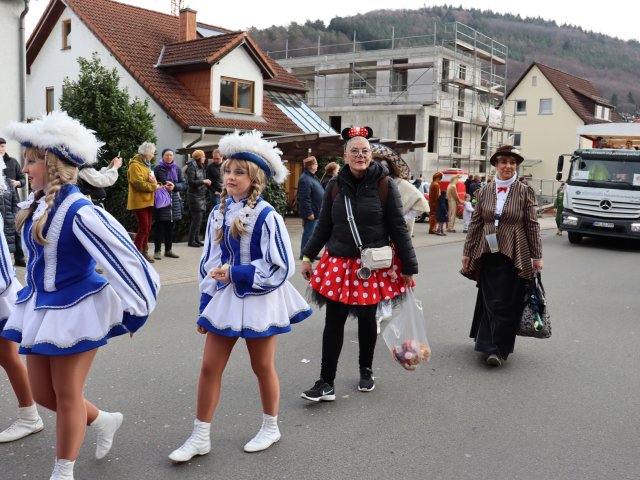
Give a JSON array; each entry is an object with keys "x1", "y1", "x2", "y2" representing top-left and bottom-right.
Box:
[
  {"x1": 275, "y1": 22, "x2": 515, "y2": 175},
  {"x1": 436, "y1": 22, "x2": 513, "y2": 173}
]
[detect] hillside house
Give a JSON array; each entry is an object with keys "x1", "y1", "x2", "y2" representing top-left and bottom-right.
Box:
[
  {"x1": 506, "y1": 62, "x2": 622, "y2": 185},
  {"x1": 24, "y1": 0, "x2": 334, "y2": 168}
]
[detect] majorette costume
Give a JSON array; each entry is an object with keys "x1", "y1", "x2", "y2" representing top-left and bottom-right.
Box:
[
  {"x1": 197, "y1": 130, "x2": 311, "y2": 337},
  {"x1": 0, "y1": 214, "x2": 21, "y2": 332},
  {"x1": 0, "y1": 111, "x2": 160, "y2": 355}
]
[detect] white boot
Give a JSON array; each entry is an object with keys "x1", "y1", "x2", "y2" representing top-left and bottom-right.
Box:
[
  {"x1": 90, "y1": 410, "x2": 123, "y2": 459},
  {"x1": 0, "y1": 404, "x2": 44, "y2": 443},
  {"x1": 243, "y1": 414, "x2": 281, "y2": 453},
  {"x1": 169, "y1": 419, "x2": 211, "y2": 462},
  {"x1": 50, "y1": 458, "x2": 75, "y2": 480}
]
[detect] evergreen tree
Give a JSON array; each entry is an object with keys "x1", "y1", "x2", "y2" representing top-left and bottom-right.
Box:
[{"x1": 60, "y1": 52, "x2": 156, "y2": 231}]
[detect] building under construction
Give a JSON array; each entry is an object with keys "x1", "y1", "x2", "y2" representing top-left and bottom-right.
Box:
[{"x1": 273, "y1": 22, "x2": 515, "y2": 176}]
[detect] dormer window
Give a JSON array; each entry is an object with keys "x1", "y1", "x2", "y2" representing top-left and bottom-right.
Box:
[
  {"x1": 595, "y1": 105, "x2": 611, "y2": 121},
  {"x1": 62, "y1": 19, "x2": 71, "y2": 49},
  {"x1": 220, "y1": 77, "x2": 254, "y2": 114}
]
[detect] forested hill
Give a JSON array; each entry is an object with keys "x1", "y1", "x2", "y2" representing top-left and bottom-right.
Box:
[{"x1": 249, "y1": 5, "x2": 640, "y2": 117}]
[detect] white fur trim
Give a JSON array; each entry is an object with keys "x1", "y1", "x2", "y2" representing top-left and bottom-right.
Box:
[
  {"x1": 3, "y1": 111, "x2": 103, "y2": 166},
  {"x1": 218, "y1": 130, "x2": 288, "y2": 184}
]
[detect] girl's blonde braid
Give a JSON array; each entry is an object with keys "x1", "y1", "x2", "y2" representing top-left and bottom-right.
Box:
[
  {"x1": 214, "y1": 190, "x2": 228, "y2": 244},
  {"x1": 230, "y1": 184, "x2": 262, "y2": 240}
]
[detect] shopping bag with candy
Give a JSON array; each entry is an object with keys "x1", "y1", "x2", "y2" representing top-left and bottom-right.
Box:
[{"x1": 382, "y1": 289, "x2": 431, "y2": 371}]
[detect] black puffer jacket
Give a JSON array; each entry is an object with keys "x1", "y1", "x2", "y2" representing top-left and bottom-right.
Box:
[
  {"x1": 153, "y1": 163, "x2": 186, "y2": 222},
  {"x1": 185, "y1": 159, "x2": 208, "y2": 212},
  {"x1": 303, "y1": 162, "x2": 418, "y2": 275},
  {"x1": 0, "y1": 177, "x2": 18, "y2": 253}
]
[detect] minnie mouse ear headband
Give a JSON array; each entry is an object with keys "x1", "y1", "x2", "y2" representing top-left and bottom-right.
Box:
[
  {"x1": 3, "y1": 111, "x2": 103, "y2": 167},
  {"x1": 370, "y1": 143, "x2": 410, "y2": 179},
  {"x1": 218, "y1": 130, "x2": 288, "y2": 184},
  {"x1": 490, "y1": 145, "x2": 524, "y2": 166},
  {"x1": 341, "y1": 126, "x2": 373, "y2": 141}
]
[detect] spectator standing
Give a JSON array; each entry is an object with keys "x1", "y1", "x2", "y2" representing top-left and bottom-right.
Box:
[
  {"x1": 435, "y1": 189, "x2": 449, "y2": 236},
  {"x1": 555, "y1": 182, "x2": 566, "y2": 235},
  {"x1": 185, "y1": 150, "x2": 211, "y2": 247},
  {"x1": 127, "y1": 142, "x2": 159, "y2": 263},
  {"x1": 468, "y1": 174, "x2": 482, "y2": 199},
  {"x1": 0, "y1": 137, "x2": 26, "y2": 267},
  {"x1": 206, "y1": 149, "x2": 223, "y2": 210},
  {"x1": 152, "y1": 148, "x2": 185, "y2": 260},
  {"x1": 428, "y1": 171, "x2": 443, "y2": 234},
  {"x1": 462, "y1": 193, "x2": 474, "y2": 233},
  {"x1": 296, "y1": 156, "x2": 324, "y2": 259},
  {"x1": 320, "y1": 161, "x2": 340, "y2": 189}
]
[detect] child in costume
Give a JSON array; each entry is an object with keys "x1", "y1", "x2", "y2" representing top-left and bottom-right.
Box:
[
  {"x1": 1, "y1": 111, "x2": 160, "y2": 480},
  {"x1": 0, "y1": 212, "x2": 43, "y2": 443},
  {"x1": 169, "y1": 130, "x2": 311, "y2": 461},
  {"x1": 462, "y1": 193, "x2": 475, "y2": 233}
]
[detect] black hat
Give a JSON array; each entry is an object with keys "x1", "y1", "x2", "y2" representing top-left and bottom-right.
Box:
[
  {"x1": 489, "y1": 145, "x2": 524, "y2": 166},
  {"x1": 0, "y1": 137, "x2": 6, "y2": 144}
]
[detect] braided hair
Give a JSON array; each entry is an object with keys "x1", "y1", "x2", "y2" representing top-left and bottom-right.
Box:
[
  {"x1": 214, "y1": 159, "x2": 266, "y2": 244},
  {"x1": 15, "y1": 148, "x2": 78, "y2": 245}
]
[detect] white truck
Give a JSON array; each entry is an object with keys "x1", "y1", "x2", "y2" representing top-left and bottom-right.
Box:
[{"x1": 556, "y1": 123, "x2": 640, "y2": 243}]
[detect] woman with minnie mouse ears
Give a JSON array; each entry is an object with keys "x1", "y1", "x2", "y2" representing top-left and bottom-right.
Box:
[
  {"x1": 169, "y1": 130, "x2": 311, "y2": 461},
  {"x1": 300, "y1": 126, "x2": 418, "y2": 401},
  {"x1": 1, "y1": 111, "x2": 160, "y2": 480}
]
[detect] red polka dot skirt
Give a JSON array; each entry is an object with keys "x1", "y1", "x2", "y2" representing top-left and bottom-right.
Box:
[{"x1": 309, "y1": 250, "x2": 413, "y2": 306}]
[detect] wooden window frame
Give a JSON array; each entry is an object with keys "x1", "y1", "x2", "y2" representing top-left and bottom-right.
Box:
[
  {"x1": 46, "y1": 87, "x2": 54, "y2": 113},
  {"x1": 220, "y1": 77, "x2": 254, "y2": 114},
  {"x1": 62, "y1": 19, "x2": 71, "y2": 50}
]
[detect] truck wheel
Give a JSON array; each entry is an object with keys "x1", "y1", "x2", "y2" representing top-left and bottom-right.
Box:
[{"x1": 568, "y1": 232, "x2": 582, "y2": 244}]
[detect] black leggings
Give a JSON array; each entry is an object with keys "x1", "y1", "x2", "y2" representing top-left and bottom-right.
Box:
[
  {"x1": 320, "y1": 298, "x2": 378, "y2": 385},
  {"x1": 189, "y1": 209, "x2": 204, "y2": 244},
  {"x1": 154, "y1": 220, "x2": 176, "y2": 253}
]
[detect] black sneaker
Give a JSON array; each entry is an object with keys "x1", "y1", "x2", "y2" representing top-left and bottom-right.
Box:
[
  {"x1": 301, "y1": 379, "x2": 335, "y2": 402},
  {"x1": 358, "y1": 368, "x2": 375, "y2": 392}
]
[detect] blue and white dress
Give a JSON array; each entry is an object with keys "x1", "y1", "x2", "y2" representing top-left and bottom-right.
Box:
[
  {"x1": 1, "y1": 184, "x2": 160, "y2": 355},
  {"x1": 0, "y1": 214, "x2": 21, "y2": 332},
  {"x1": 197, "y1": 197, "x2": 311, "y2": 338}
]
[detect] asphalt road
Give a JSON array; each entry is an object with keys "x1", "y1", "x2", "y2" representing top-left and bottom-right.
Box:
[{"x1": 1, "y1": 232, "x2": 639, "y2": 479}]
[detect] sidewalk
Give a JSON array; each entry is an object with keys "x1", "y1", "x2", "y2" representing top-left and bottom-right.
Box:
[{"x1": 153, "y1": 215, "x2": 557, "y2": 286}]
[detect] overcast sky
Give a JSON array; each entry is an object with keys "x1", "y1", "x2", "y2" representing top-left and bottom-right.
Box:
[{"x1": 26, "y1": 0, "x2": 639, "y2": 42}]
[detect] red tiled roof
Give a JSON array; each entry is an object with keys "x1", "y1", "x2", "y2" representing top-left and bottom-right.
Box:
[
  {"x1": 28, "y1": 0, "x2": 304, "y2": 134},
  {"x1": 507, "y1": 62, "x2": 622, "y2": 124}
]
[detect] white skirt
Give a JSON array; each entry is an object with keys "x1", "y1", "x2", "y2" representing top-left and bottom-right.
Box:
[
  {"x1": 0, "y1": 280, "x2": 21, "y2": 330},
  {"x1": 197, "y1": 281, "x2": 312, "y2": 338},
  {"x1": 1, "y1": 285, "x2": 127, "y2": 355}
]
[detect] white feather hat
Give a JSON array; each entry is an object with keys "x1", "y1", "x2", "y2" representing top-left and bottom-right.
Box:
[
  {"x1": 3, "y1": 111, "x2": 103, "y2": 166},
  {"x1": 218, "y1": 130, "x2": 288, "y2": 184}
]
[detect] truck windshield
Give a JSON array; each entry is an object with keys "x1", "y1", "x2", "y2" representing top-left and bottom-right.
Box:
[{"x1": 570, "y1": 157, "x2": 640, "y2": 186}]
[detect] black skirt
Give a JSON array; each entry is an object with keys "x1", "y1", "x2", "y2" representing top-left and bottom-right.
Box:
[{"x1": 469, "y1": 253, "x2": 527, "y2": 359}]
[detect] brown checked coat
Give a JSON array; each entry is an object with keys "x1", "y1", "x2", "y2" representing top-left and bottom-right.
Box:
[{"x1": 462, "y1": 180, "x2": 542, "y2": 282}]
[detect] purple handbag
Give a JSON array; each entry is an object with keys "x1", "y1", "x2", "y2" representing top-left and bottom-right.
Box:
[{"x1": 154, "y1": 187, "x2": 171, "y2": 209}]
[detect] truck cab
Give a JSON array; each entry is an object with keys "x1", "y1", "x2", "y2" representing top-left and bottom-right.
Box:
[{"x1": 557, "y1": 124, "x2": 640, "y2": 243}]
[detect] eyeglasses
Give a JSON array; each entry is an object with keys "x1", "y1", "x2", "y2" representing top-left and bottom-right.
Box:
[{"x1": 348, "y1": 149, "x2": 371, "y2": 157}]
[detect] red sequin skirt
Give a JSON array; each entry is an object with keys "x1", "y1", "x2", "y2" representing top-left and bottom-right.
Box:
[{"x1": 309, "y1": 250, "x2": 412, "y2": 306}]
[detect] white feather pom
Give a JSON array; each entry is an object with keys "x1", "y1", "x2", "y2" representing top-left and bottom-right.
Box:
[
  {"x1": 219, "y1": 130, "x2": 288, "y2": 184},
  {"x1": 3, "y1": 111, "x2": 103, "y2": 166}
]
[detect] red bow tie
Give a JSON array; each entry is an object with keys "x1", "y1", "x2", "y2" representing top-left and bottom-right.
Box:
[{"x1": 497, "y1": 187, "x2": 508, "y2": 193}]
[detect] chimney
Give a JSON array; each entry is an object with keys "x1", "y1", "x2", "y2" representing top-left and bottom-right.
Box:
[{"x1": 179, "y1": 8, "x2": 197, "y2": 42}]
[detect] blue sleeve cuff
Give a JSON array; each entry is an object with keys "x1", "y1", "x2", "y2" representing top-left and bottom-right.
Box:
[
  {"x1": 199, "y1": 293, "x2": 213, "y2": 314},
  {"x1": 229, "y1": 265, "x2": 256, "y2": 289},
  {"x1": 123, "y1": 312, "x2": 148, "y2": 333}
]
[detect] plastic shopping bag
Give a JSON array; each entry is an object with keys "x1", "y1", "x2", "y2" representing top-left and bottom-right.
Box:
[{"x1": 382, "y1": 289, "x2": 431, "y2": 371}]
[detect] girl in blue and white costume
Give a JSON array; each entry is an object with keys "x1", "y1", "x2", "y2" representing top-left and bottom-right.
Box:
[
  {"x1": 169, "y1": 131, "x2": 311, "y2": 462},
  {"x1": 1, "y1": 111, "x2": 160, "y2": 480}
]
